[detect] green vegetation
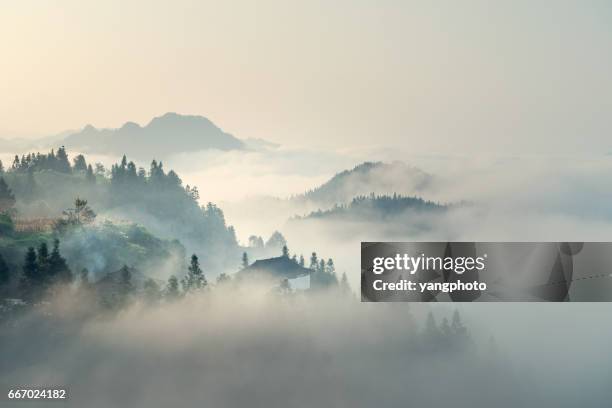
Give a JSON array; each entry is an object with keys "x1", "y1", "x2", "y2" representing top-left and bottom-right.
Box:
[{"x1": 299, "y1": 193, "x2": 445, "y2": 221}]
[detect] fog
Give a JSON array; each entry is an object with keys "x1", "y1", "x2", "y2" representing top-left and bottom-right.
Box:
[
  {"x1": 3, "y1": 146, "x2": 612, "y2": 407},
  {"x1": 4, "y1": 282, "x2": 610, "y2": 408}
]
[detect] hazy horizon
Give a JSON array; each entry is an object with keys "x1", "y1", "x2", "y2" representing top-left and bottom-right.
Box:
[{"x1": 2, "y1": 0, "x2": 612, "y2": 154}]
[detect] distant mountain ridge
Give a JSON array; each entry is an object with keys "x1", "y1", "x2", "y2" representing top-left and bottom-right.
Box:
[
  {"x1": 61, "y1": 112, "x2": 244, "y2": 159},
  {"x1": 295, "y1": 161, "x2": 432, "y2": 206}
]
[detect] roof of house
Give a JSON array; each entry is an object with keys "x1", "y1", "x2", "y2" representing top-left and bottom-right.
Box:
[{"x1": 237, "y1": 256, "x2": 312, "y2": 280}]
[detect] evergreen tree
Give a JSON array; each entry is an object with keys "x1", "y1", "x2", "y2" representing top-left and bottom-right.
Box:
[
  {"x1": 48, "y1": 239, "x2": 72, "y2": 283},
  {"x1": 241, "y1": 252, "x2": 249, "y2": 269},
  {"x1": 291, "y1": 254, "x2": 297, "y2": 263},
  {"x1": 0, "y1": 253, "x2": 9, "y2": 286},
  {"x1": 319, "y1": 259, "x2": 326, "y2": 274},
  {"x1": 309, "y1": 252, "x2": 318, "y2": 270},
  {"x1": 94, "y1": 163, "x2": 106, "y2": 176},
  {"x1": 21, "y1": 247, "x2": 41, "y2": 295},
  {"x1": 73, "y1": 154, "x2": 88, "y2": 172},
  {"x1": 60, "y1": 198, "x2": 96, "y2": 227},
  {"x1": 37, "y1": 242, "x2": 50, "y2": 278},
  {"x1": 166, "y1": 275, "x2": 180, "y2": 299},
  {"x1": 299, "y1": 255, "x2": 305, "y2": 267},
  {"x1": 248, "y1": 235, "x2": 264, "y2": 248},
  {"x1": 55, "y1": 146, "x2": 71, "y2": 173},
  {"x1": 0, "y1": 159, "x2": 4, "y2": 174},
  {"x1": 0, "y1": 177, "x2": 16, "y2": 214},
  {"x1": 326, "y1": 259, "x2": 336, "y2": 276},
  {"x1": 86, "y1": 164, "x2": 96, "y2": 183},
  {"x1": 282, "y1": 245, "x2": 289, "y2": 258},
  {"x1": 182, "y1": 254, "x2": 206, "y2": 292},
  {"x1": 11, "y1": 155, "x2": 20, "y2": 171}
]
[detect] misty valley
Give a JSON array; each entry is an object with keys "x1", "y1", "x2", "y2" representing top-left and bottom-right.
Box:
[{"x1": 0, "y1": 115, "x2": 611, "y2": 407}]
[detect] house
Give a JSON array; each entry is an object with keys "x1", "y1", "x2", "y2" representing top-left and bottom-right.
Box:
[{"x1": 236, "y1": 256, "x2": 312, "y2": 290}]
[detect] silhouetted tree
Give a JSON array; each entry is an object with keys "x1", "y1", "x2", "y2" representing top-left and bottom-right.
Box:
[
  {"x1": 309, "y1": 252, "x2": 318, "y2": 270},
  {"x1": 241, "y1": 252, "x2": 249, "y2": 269},
  {"x1": 55, "y1": 146, "x2": 71, "y2": 173},
  {"x1": 248, "y1": 235, "x2": 264, "y2": 248},
  {"x1": 86, "y1": 164, "x2": 96, "y2": 183},
  {"x1": 59, "y1": 198, "x2": 96, "y2": 229},
  {"x1": 21, "y1": 247, "x2": 41, "y2": 295},
  {"x1": 94, "y1": 162, "x2": 106, "y2": 176},
  {"x1": 182, "y1": 254, "x2": 206, "y2": 292},
  {"x1": 48, "y1": 239, "x2": 72, "y2": 283},
  {"x1": 73, "y1": 154, "x2": 87, "y2": 172}
]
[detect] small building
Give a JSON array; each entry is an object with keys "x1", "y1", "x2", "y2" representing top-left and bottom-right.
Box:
[{"x1": 236, "y1": 256, "x2": 312, "y2": 290}]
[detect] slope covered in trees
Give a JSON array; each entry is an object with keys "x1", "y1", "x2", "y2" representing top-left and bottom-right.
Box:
[
  {"x1": 296, "y1": 193, "x2": 445, "y2": 221},
  {"x1": 1, "y1": 147, "x2": 239, "y2": 272},
  {"x1": 295, "y1": 161, "x2": 432, "y2": 206}
]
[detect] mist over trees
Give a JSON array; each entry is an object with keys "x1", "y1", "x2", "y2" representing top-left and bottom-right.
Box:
[{"x1": 1, "y1": 146, "x2": 239, "y2": 273}]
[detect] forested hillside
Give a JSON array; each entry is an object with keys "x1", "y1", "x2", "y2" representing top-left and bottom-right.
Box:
[{"x1": 0, "y1": 147, "x2": 239, "y2": 272}]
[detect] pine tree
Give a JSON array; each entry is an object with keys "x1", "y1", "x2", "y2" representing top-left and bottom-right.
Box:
[
  {"x1": 37, "y1": 242, "x2": 50, "y2": 278},
  {"x1": 282, "y1": 245, "x2": 289, "y2": 258},
  {"x1": 86, "y1": 164, "x2": 96, "y2": 183},
  {"x1": 309, "y1": 252, "x2": 318, "y2": 270},
  {"x1": 182, "y1": 254, "x2": 206, "y2": 292},
  {"x1": 326, "y1": 259, "x2": 336, "y2": 276},
  {"x1": 299, "y1": 255, "x2": 305, "y2": 267},
  {"x1": 11, "y1": 155, "x2": 20, "y2": 171},
  {"x1": 21, "y1": 247, "x2": 41, "y2": 295},
  {"x1": 319, "y1": 259, "x2": 326, "y2": 274},
  {"x1": 48, "y1": 239, "x2": 72, "y2": 283},
  {"x1": 291, "y1": 254, "x2": 297, "y2": 263},
  {"x1": 241, "y1": 252, "x2": 249, "y2": 269},
  {"x1": 55, "y1": 146, "x2": 71, "y2": 173},
  {"x1": 73, "y1": 154, "x2": 88, "y2": 172},
  {"x1": 0, "y1": 253, "x2": 9, "y2": 286}
]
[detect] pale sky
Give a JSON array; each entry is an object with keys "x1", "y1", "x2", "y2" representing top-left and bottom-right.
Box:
[{"x1": 1, "y1": 0, "x2": 611, "y2": 153}]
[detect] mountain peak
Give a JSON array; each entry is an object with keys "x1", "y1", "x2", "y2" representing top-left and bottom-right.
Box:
[{"x1": 62, "y1": 113, "x2": 244, "y2": 159}]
